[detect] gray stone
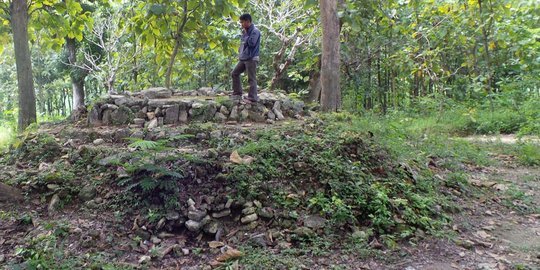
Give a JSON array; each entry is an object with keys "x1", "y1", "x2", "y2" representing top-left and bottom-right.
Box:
[
  {"x1": 240, "y1": 109, "x2": 249, "y2": 121},
  {"x1": 200, "y1": 215, "x2": 211, "y2": 226},
  {"x1": 185, "y1": 220, "x2": 202, "y2": 232},
  {"x1": 101, "y1": 104, "x2": 119, "y2": 111},
  {"x1": 141, "y1": 87, "x2": 172, "y2": 99},
  {"x1": 147, "y1": 99, "x2": 178, "y2": 108},
  {"x1": 292, "y1": 100, "x2": 305, "y2": 114},
  {"x1": 242, "y1": 207, "x2": 256, "y2": 215},
  {"x1": 158, "y1": 117, "x2": 164, "y2": 127},
  {"x1": 93, "y1": 138, "x2": 105, "y2": 145},
  {"x1": 273, "y1": 101, "x2": 281, "y2": 111},
  {"x1": 102, "y1": 109, "x2": 113, "y2": 125},
  {"x1": 179, "y1": 110, "x2": 188, "y2": 123},
  {"x1": 79, "y1": 185, "x2": 97, "y2": 202},
  {"x1": 253, "y1": 200, "x2": 262, "y2": 208},
  {"x1": 219, "y1": 106, "x2": 230, "y2": 116},
  {"x1": 304, "y1": 215, "x2": 326, "y2": 229},
  {"x1": 198, "y1": 87, "x2": 215, "y2": 96},
  {"x1": 257, "y1": 207, "x2": 274, "y2": 219},
  {"x1": 241, "y1": 213, "x2": 258, "y2": 224},
  {"x1": 225, "y1": 199, "x2": 234, "y2": 208},
  {"x1": 188, "y1": 210, "x2": 207, "y2": 222},
  {"x1": 130, "y1": 130, "x2": 144, "y2": 140},
  {"x1": 249, "y1": 234, "x2": 267, "y2": 247},
  {"x1": 187, "y1": 198, "x2": 196, "y2": 206},
  {"x1": 48, "y1": 194, "x2": 61, "y2": 212},
  {"x1": 88, "y1": 106, "x2": 101, "y2": 126},
  {"x1": 147, "y1": 118, "x2": 158, "y2": 129},
  {"x1": 267, "y1": 110, "x2": 276, "y2": 120},
  {"x1": 229, "y1": 106, "x2": 239, "y2": 120},
  {"x1": 47, "y1": 184, "x2": 60, "y2": 191},
  {"x1": 196, "y1": 133, "x2": 208, "y2": 140},
  {"x1": 111, "y1": 105, "x2": 134, "y2": 125},
  {"x1": 190, "y1": 102, "x2": 206, "y2": 118},
  {"x1": 214, "y1": 112, "x2": 227, "y2": 122},
  {"x1": 282, "y1": 99, "x2": 293, "y2": 111},
  {"x1": 151, "y1": 236, "x2": 162, "y2": 244},
  {"x1": 293, "y1": 227, "x2": 315, "y2": 238},
  {"x1": 203, "y1": 220, "x2": 220, "y2": 235},
  {"x1": 114, "y1": 97, "x2": 144, "y2": 107},
  {"x1": 273, "y1": 108, "x2": 285, "y2": 120},
  {"x1": 164, "y1": 104, "x2": 180, "y2": 124},
  {"x1": 113, "y1": 128, "x2": 132, "y2": 142},
  {"x1": 212, "y1": 209, "x2": 231, "y2": 219},
  {"x1": 210, "y1": 130, "x2": 223, "y2": 139},
  {"x1": 133, "y1": 118, "x2": 145, "y2": 127},
  {"x1": 248, "y1": 112, "x2": 266, "y2": 122},
  {"x1": 166, "y1": 211, "x2": 180, "y2": 221},
  {"x1": 155, "y1": 107, "x2": 162, "y2": 117}
]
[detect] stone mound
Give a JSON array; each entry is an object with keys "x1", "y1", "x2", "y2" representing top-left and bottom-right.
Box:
[{"x1": 87, "y1": 87, "x2": 308, "y2": 128}]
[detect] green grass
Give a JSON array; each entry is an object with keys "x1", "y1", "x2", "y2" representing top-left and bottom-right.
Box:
[{"x1": 479, "y1": 141, "x2": 540, "y2": 167}]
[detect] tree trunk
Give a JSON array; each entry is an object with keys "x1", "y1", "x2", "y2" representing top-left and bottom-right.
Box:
[
  {"x1": 307, "y1": 68, "x2": 321, "y2": 103},
  {"x1": 10, "y1": 0, "x2": 36, "y2": 132},
  {"x1": 65, "y1": 38, "x2": 85, "y2": 110},
  {"x1": 319, "y1": 0, "x2": 341, "y2": 112},
  {"x1": 478, "y1": 0, "x2": 494, "y2": 113},
  {"x1": 165, "y1": 38, "x2": 181, "y2": 89}
]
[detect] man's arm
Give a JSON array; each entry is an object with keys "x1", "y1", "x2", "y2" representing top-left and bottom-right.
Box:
[{"x1": 247, "y1": 29, "x2": 260, "y2": 47}]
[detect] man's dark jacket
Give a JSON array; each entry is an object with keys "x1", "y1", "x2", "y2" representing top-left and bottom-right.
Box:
[{"x1": 239, "y1": 24, "x2": 261, "y2": 61}]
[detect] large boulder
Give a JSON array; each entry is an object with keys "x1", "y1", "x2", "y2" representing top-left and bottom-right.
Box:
[
  {"x1": 111, "y1": 105, "x2": 134, "y2": 125},
  {"x1": 164, "y1": 105, "x2": 180, "y2": 125},
  {"x1": 87, "y1": 106, "x2": 101, "y2": 126},
  {"x1": 140, "y1": 87, "x2": 173, "y2": 99},
  {"x1": 190, "y1": 101, "x2": 217, "y2": 122}
]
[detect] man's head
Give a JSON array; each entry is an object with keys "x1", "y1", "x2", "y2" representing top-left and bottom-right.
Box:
[{"x1": 239, "y1": 13, "x2": 252, "y2": 30}]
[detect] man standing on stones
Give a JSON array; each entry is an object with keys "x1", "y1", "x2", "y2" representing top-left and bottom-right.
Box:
[{"x1": 231, "y1": 13, "x2": 261, "y2": 103}]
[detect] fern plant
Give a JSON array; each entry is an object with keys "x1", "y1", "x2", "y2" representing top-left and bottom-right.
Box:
[{"x1": 118, "y1": 138, "x2": 185, "y2": 209}]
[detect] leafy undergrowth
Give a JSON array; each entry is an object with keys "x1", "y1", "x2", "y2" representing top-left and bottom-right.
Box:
[
  {"x1": 225, "y1": 118, "x2": 449, "y2": 237},
  {"x1": 0, "y1": 114, "x2": 504, "y2": 268},
  {"x1": 217, "y1": 113, "x2": 502, "y2": 241}
]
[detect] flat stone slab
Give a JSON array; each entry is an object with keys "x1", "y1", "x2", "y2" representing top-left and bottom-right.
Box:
[{"x1": 88, "y1": 88, "x2": 308, "y2": 128}]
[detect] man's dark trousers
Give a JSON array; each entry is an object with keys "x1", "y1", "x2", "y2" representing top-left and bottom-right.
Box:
[{"x1": 231, "y1": 59, "x2": 258, "y2": 101}]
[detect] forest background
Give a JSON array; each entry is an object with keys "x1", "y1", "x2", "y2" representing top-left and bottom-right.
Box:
[{"x1": 0, "y1": 0, "x2": 538, "y2": 146}]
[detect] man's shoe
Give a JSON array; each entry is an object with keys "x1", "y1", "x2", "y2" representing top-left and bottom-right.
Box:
[{"x1": 241, "y1": 97, "x2": 259, "y2": 104}]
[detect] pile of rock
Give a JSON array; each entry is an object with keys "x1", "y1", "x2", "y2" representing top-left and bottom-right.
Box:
[{"x1": 87, "y1": 87, "x2": 307, "y2": 127}]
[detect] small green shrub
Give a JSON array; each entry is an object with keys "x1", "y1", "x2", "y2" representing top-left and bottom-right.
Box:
[
  {"x1": 517, "y1": 143, "x2": 540, "y2": 166},
  {"x1": 519, "y1": 98, "x2": 540, "y2": 136},
  {"x1": 12, "y1": 133, "x2": 63, "y2": 164}
]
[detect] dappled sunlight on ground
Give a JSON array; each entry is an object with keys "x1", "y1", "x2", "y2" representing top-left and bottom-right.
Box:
[
  {"x1": 461, "y1": 134, "x2": 540, "y2": 144},
  {"x1": 0, "y1": 123, "x2": 14, "y2": 148}
]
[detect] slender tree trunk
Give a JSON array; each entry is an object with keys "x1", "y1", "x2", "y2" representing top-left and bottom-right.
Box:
[
  {"x1": 478, "y1": 0, "x2": 494, "y2": 113},
  {"x1": 307, "y1": 68, "x2": 321, "y2": 103},
  {"x1": 165, "y1": 38, "x2": 181, "y2": 89},
  {"x1": 10, "y1": 0, "x2": 36, "y2": 132},
  {"x1": 65, "y1": 38, "x2": 86, "y2": 110},
  {"x1": 319, "y1": 0, "x2": 341, "y2": 112}
]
